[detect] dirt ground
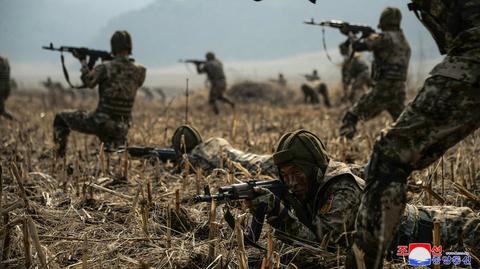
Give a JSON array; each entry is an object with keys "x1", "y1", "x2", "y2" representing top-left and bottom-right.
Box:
[{"x1": 0, "y1": 84, "x2": 479, "y2": 268}]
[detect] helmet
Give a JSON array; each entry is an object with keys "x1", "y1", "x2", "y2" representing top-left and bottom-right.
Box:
[
  {"x1": 378, "y1": 7, "x2": 402, "y2": 30},
  {"x1": 273, "y1": 129, "x2": 329, "y2": 182},
  {"x1": 111, "y1": 30, "x2": 132, "y2": 55},
  {"x1": 206, "y1": 52, "x2": 215, "y2": 60},
  {"x1": 171, "y1": 125, "x2": 203, "y2": 155}
]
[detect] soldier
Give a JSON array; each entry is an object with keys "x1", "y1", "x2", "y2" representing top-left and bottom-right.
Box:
[
  {"x1": 339, "y1": 41, "x2": 372, "y2": 103},
  {"x1": 196, "y1": 52, "x2": 234, "y2": 115},
  {"x1": 171, "y1": 125, "x2": 277, "y2": 176},
  {"x1": 53, "y1": 31, "x2": 146, "y2": 157},
  {"x1": 245, "y1": 130, "x2": 480, "y2": 263},
  {"x1": 346, "y1": 1, "x2": 480, "y2": 268},
  {"x1": 269, "y1": 73, "x2": 287, "y2": 87},
  {"x1": 339, "y1": 7, "x2": 411, "y2": 139},
  {"x1": 301, "y1": 70, "x2": 331, "y2": 107},
  {"x1": 0, "y1": 55, "x2": 15, "y2": 120}
]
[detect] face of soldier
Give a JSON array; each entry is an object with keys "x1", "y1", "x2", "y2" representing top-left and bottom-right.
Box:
[{"x1": 280, "y1": 164, "x2": 308, "y2": 201}]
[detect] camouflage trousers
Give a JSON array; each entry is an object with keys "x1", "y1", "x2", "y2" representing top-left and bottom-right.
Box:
[
  {"x1": 347, "y1": 71, "x2": 372, "y2": 103},
  {"x1": 209, "y1": 79, "x2": 234, "y2": 114},
  {"x1": 351, "y1": 79, "x2": 405, "y2": 121},
  {"x1": 53, "y1": 110, "x2": 129, "y2": 156},
  {"x1": 348, "y1": 74, "x2": 480, "y2": 268}
]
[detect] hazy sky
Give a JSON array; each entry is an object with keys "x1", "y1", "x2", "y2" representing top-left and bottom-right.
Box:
[{"x1": 1, "y1": 0, "x2": 439, "y2": 87}]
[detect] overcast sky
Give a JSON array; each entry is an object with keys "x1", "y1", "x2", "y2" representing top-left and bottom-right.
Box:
[{"x1": 1, "y1": 0, "x2": 439, "y2": 87}]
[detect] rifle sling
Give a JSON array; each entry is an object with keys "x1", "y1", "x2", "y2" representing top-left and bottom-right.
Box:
[
  {"x1": 223, "y1": 207, "x2": 266, "y2": 251},
  {"x1": 60, "y1": 53, "x2": 86, "y2": 89}
]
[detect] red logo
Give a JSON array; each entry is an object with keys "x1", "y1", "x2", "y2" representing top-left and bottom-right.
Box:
[
  {"x1": 397, "y1": 245, "x2": 408, "y2": 256},
  {"x1": 431, "y1": 245, "x2": 442, "y2": 257}
]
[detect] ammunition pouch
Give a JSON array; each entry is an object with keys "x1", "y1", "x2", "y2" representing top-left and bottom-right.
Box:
[
  {"x1": 97, "y1": 96, "x2": 134, "y2": 120},
  {"x1": 371, "y1": 60, "x2": 407, "y2": 81}
]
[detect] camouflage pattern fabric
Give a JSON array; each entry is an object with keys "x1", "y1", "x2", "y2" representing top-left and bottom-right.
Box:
[
  {"x1": 391, "y1": 204, "x2": 480, "y2": 258},
  {"x1": 351, "y1": 80, "x2": 406, "y2": 120},
  {"x1": 348, "y1": 2, "x2": 480, "y2": 266},
  {"x1": 53, "y1": 55, "x2": 145, "y2": 156},
  {"x1": 248, "y1": 160, "x2": 363, "y2": 246},
  {"x1": 0, "y1": 56, "x2": 14, "y2": 120},
  {"x1": 188, "y1": 137, "x2": 276, "y2": 176},
  {"x1": 340, "y1": 30, "x2": 411, "y2": 138},
  {"x1": 342, "y1": 55, "x2": 372, "y2": 103},
  {"x1": 250, "y1": 160, "x2": 480, "y2": 257},
  {"x1": 197, "y1": 59, "x2": 234, "y2": 114}
]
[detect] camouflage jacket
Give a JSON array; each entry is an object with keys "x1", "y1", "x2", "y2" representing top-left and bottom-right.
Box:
[
  {"x1": 0, "y1": 56, "x2": 11, "y2": 98},
  {"x1": 81, "y1": 55, "x2": 146, "y2": 121},
  {"x1": 189, "y1": 137, "x2": 276, "y2": 176},
  {"x1": 342, "y1": 55, "x2": 369, "y2": 84},
  {"x1": 364, "y1": 30, "x2": 411, "y2": 82},
  {"x1": 421, "y1": 0, "x2": 480, "y2": 85},
  {"x1": 267, "y1": 161, "x2": 364, "y2": 246},
  {"x1": 267, "y1": 164, "x2": 479, "y2": 252},
  {"x1": 198, "y1": 59, "x2": 226, "y2": 82}
]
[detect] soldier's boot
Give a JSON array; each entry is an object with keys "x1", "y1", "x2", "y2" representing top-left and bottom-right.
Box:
[
  {"x1": 210, "y1": 101, "x2": 220, "y2": 115},
  {"x1": 340, "y1": 112, "x2": 358, "y2": 139},
  {"x1": 220, "y1": 96, "x2": 235, "y2": 109},
  {"x1": 53, "y1": 115, "x2": 70, "y2": 158},
  {"x1": 0, "y1": 110, "x2": 15, "y2": 121}
]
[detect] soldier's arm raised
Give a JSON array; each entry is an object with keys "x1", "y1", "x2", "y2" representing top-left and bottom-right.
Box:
[
  {"x1": 363, "y1": 33, "x2": 392, "y2": 51},
  {"x1": 80, "y1": 61, "x2": 107, "y2": 89}
]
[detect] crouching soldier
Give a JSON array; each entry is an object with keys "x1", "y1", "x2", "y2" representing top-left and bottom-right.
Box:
[{"x1": 53, "y1": 31, "x2": 146, "y2": 157}]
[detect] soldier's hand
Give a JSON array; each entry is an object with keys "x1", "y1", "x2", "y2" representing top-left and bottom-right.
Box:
[
  {"x1": 339, "y1": 23, "x2": 350, "y2": 35},
  {"x1": 246, "y1": 187, "x2": 280, "y2": 217},
  {"x1": 72, "y1": 49, "x2": 86, "y2": 62}
]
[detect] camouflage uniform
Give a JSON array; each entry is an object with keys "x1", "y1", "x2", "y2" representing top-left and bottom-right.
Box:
[
  {"x1": 347, "y1": 3, "x2": 480, "y2": 268},
  {"x1": 197, "y1": 53, "x2": 234, "y2": 114},
  {"x1": 53, "y1": 32, "x2": 146, "y2": 157},
  {"x1": 340, "y1": 9, "x2": 411, "y2": 139},
  {"x1": 342, "y1": 55, "x2": 372, "y2": 103},
  {"x1": 189, "y1": 137, "x2": 276, "y2": 176},
  {"x1": 245, "y1": 131, "x2": 480, "y2": 262},
  {"x1": 0, "y1": 56, "x2": 14, "y2": 120},
  {"x1": 301, "y1": 71, "x2": 331, "y2": 107}
]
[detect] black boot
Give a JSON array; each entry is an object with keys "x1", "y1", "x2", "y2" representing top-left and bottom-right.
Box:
[{"x1": 340, "y1": 112, "x2": 358, "y2": 139}]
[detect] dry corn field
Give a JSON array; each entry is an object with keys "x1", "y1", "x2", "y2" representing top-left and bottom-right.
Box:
[{"x1": 0, "y1": 83, "x2": 479, "y2": 269}]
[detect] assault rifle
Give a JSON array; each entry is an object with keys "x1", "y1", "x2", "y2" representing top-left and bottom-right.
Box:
[
  {"x1": 178, "y1": 59, "x2": 206, "y2": 66},
  {"x1": 304, "y1": 19, "x2": 375, "y2": 38},
  {"x1": 193, "y1": 179, "x2": 288, "y2": 248},
  {"x1": 42, "y1": 43, "x2": 113, "y2": 88},
  {"x1": 193, "y1": 179, "x2": 286, "y2": 203},
  {"x1": 119, "y1": 146, "x2": 178, "y2": 162}
]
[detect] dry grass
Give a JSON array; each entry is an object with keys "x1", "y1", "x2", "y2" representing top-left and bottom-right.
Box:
[{"x1": 0, "y1": 84, "x2": 479, "y2": 269}]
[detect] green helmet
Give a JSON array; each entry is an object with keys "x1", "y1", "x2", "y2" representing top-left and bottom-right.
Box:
[
  {"x1": 273, "y1": 129, "x2": 330, "y2": 184},
  {"x1": 171, "y1": 125, "x2": 203, "y2": 155},
  {"x1": 111, "y1": 30, "x2": 132, "y2": 55},
  {"x1": 378, "y1": 7, "x2": 402, "y2": 30},
  {"x1": 206, "y1": 52, "x2": 215, "y2": 61}
]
